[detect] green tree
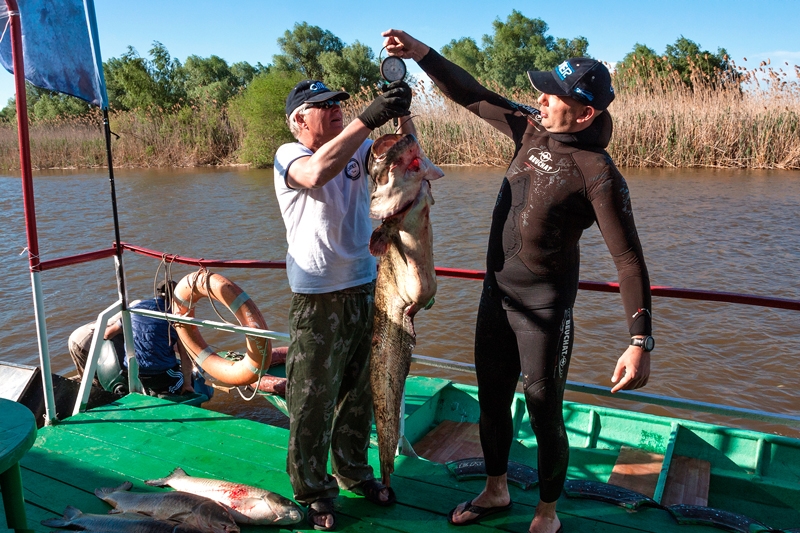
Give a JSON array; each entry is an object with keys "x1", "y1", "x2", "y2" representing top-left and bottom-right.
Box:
[
  {"x1": 0, "y1": 83, "x2": 91, "y2": 121},
  {"x1": 228, "y1": 70, "x2": 304, "y2": 168},
  {"x1": 665, "y1": 36, "x2": 731, "y2": 87},
  {"x1": 230, "y1": 61, "x2": 268, "y2": 88},
  {"x1": 32, "y1": 92, "x2": 91, "y2": 120},
  {"x1": 616, "y1": 37, "x2": 736, "y2": 90},
  {"x1": 614, "y1": 43, "x2": 663, "y2": 89},
  {"x1": 183, "y1": 54, "x2": 240, "y2": 104},
  {"x1": 319, "y1": 41, "x2": 380, "y2": 92},
  {"x1": 103, "y1": 42, "x2": 186, "y2": 110},
  {"x1": 440, "y1": 10, "x2": 589, "y2": 91},
  {"x1": 273, "y1": 22, "x2": 344, "y2": 80},
  {"x1": 441, "y1": 37, "x2": 483, "y2": 78}
]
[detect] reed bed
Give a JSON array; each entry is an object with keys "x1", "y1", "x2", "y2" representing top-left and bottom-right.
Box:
[
  {"x1": 0, "y1": 60, "x2": 798, "y2": 171},
  {"x1": 346, "y1": 59, "x2": 800, "y2": 170},
  {"x1": 0, "y1": 102, "x2": 239, "y2": 171}
]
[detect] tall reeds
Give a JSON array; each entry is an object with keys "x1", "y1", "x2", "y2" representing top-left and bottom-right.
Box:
[
  {"x1": 0, "y1": 100, "x2": 240, "y2": 171},
  {"x1": 0, "y1": 59, "x2": 797, "y2": 170}
]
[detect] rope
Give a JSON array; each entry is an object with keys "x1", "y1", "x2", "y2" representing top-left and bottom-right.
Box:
[
  {"x1": 184, "y1": 267, "x2": 271, "y2": 401},
  {"x1": 0, "y1": 16, "x2": 11, "y2": 46}
]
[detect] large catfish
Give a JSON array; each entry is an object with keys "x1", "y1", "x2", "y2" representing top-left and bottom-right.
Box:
[{"x1": 368, "y1": 133, "x2": 444, "y2": 485}]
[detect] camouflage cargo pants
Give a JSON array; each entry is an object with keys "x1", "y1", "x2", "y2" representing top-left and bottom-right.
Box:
[{"x1": 285, "y1": 281, "x2": 377, "y2": 505}]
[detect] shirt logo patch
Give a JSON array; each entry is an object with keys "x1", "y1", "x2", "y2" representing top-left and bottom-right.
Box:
[
  {"x1": 526, "y1": 147, "x2": 558, "y2": 174},
  {"x1": 345, "y1": 158, "x2": 361, "y2": 180}
]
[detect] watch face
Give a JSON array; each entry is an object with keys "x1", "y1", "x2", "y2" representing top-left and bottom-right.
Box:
[
  {"x1": 644, "y1": 336, "x2": 655, "y2": 351},
  {"x1": 381, "y1": 56, "x2": 407, "y2": 82}
]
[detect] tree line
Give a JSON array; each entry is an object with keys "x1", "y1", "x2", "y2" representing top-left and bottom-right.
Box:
[
  {"x1": 0, "y1": 11, "x2": 740, "y2": 169},
  {"x1": 0, "y1": 10, "x2": 735, "y2": 122}
]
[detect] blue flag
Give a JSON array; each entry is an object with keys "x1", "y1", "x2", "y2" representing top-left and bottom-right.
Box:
[{"x1": 0, "y1": 0, "x2": 108, "y2": 108}]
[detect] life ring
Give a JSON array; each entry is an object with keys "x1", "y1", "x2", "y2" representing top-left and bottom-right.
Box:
[{"x1": 171, "y1": 270, "x2": 271, "y2": 386}]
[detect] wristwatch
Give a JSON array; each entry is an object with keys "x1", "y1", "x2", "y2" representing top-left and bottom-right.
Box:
[{"x1": 630, "y1": 335, "x2": 655, "y2": 352}]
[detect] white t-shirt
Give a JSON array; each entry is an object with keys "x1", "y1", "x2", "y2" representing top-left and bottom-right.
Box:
[{"x1": 274, "y1": 140, "x2": 376, "y2": 294}]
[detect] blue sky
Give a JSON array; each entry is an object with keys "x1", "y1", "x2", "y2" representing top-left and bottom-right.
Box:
[{"x1": 1, "y1": 0, "x2": 799, "y2": 104}]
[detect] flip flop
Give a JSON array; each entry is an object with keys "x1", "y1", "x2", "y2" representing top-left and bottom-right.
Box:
[
  {"x1": 351, "y1": 478, "x2": 397, "y2": 506},
  {"x1": 447, "y1": 499, "x2": 513, "y2": 526},
  {"x1": 307, "y1": 498, "x2": 336, "y2": 531}
]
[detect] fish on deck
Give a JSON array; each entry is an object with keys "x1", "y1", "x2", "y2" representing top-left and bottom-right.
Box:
[
  {"x1": 95, "y1": 481, "x2": 239, "y2": 533},
  {"x1": 145, "y1": 467, "x2": 303, "y2": 526},
  {"x1": 42, "y1": 505, "x2": 205, "y2": 533},
  {"x1": 367, "y1": 133, "x2": 444, "y2": 486}
]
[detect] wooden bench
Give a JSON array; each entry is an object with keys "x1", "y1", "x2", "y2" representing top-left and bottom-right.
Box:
[
  {"x1": 608, "y1": 446, "x2": 710, "y2": 506},
  {"x1": 414, "y1": 420, "x2": 483, "y2": 464}
]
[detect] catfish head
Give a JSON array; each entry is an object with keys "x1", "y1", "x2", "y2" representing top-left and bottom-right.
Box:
[{"x1": 368, "y1": 133, "x2": 444, "y2": 219}]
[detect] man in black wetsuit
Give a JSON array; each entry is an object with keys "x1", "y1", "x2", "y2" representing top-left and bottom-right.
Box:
[{"x1": 383, "y1": 30, "x2": 654, "y2": 533}]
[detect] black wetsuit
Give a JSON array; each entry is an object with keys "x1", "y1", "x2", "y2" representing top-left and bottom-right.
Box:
[{"x1": 418, "y1": 50, "x2": 652, "y2": 502}]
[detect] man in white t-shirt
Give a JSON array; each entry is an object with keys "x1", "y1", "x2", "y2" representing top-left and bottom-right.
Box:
[{"x1": 274, "y1": 78, "x2": 414, "y2": 531}]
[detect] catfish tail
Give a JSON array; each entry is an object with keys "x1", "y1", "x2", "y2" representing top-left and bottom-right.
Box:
[{"x1": 41, "y1": 505, "x2": 82, "y2": 527}]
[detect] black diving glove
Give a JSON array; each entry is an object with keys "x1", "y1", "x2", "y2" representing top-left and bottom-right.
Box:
[{"x1": 358, "y1": 80, "x2": 412, "y2": 130}]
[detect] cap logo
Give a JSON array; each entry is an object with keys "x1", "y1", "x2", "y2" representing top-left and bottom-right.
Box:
[
  {"x1": 573, "y1": 86, "x2": 594, "y2": 101},
  {"x1": 309, "y1": 82, "x2": 329, "y2": 93},
  {"x1": 556, "y1": 61, "x2": 574, "y2": 80}
]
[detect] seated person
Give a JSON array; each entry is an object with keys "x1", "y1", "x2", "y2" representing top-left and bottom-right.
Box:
[
  {"x1": 69, "y1": 280, "x2": 194, "y2": 396},
  {"x1": 68, "y1": 319, "x2": 125, "y2": 388},
  {"x1": 104, "y1": 280, "x2": 194, "y2": 396}
]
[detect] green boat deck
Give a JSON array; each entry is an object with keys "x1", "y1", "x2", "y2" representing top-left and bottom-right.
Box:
[{"x1": 3, "y1": 376, "x2": 800, "y2": 532}]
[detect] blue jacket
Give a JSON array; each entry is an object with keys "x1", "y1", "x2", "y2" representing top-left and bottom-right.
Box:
[{"x1": 129, "y1": 298, "x2": 178, "y2": 374}]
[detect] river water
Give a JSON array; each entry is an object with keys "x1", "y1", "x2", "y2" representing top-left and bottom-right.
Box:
[{"x1": 2, "y1": 166, "x2": 799, "y2": 436}]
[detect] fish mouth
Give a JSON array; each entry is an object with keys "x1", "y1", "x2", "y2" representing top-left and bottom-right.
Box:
[{"x1": 371, "y1": 180, "x2": 430, "y2": 219}]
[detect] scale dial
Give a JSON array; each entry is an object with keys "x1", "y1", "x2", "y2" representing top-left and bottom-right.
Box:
[{"x1": 380, "y1": 56, "x2": 407, "y2": 82}]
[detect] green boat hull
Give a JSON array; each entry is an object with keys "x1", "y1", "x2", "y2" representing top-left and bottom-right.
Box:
[{"x1": 4, "y1": 375, "x2": 799, "y2": 532}]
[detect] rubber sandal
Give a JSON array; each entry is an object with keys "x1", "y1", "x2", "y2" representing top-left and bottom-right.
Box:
[
  {"x1": 447, "y1": 499, "x2": 513, "y2": 526},
  {"x1": 351, "y1": 478, "x2": 397, "y2": 506},
  {"x1": 307, "y1": 498, "x2": 336, "y2": 531}
]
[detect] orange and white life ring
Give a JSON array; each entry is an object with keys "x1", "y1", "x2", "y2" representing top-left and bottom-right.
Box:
[{"x1": 171, "y1": 270, "x2": 271, "y2": 386}]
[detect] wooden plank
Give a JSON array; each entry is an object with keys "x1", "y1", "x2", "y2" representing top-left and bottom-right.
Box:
[
  {"x1": 606, "y1": 446, "x2": 664, "y2": 498},
  {"x1": 661, "y1": 455, "x2": 711, "y2": 507},
  {"x1": 414, "y1": 420, "x2": 483, "y2": 464},
  {"x1": 28, "y1": 425, "x2": 294, "y2": 493}
]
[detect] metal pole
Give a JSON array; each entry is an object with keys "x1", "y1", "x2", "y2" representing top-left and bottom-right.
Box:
[{"x1": 6, "y1": 0, "x2": 57, "y2": 425}]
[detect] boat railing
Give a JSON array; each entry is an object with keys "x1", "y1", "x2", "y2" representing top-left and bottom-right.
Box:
[
  {"x1": 54, "y1": 243, "x2": 800, "y2": 430},
  {"x1": 409, "y1": 354, "x2": 800, "y2": 428}
]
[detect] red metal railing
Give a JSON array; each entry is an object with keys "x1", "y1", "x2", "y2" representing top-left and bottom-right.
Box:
[{"x1": 32, "y1": 242, "x2": 800, "y2": 312}]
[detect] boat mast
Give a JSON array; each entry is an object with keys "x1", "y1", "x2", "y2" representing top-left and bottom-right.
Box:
[{"x1": 5, "y1": 0, "x2": 57, "y2": 425}]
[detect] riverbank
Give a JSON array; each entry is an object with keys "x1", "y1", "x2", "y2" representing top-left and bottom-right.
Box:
[{"x1": 1, "y1": 74, "x2": 798, "y2": 171}]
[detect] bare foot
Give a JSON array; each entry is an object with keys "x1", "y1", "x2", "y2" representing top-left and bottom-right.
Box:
[{"x1": 528, "y1": 500, "x2": 560, "y2": 533}]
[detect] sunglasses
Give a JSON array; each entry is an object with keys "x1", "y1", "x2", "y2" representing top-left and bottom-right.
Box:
[{"x1": 308, "y1": 99, "x2": 341, "y2": 109}]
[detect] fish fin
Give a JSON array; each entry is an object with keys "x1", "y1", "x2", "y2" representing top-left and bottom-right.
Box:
[
  {"x1": 145, "y1": 466, "x2": 186, "y2": 487},
  {"x1": 369, "y1": 226, "x2": 391, "y2": 256},
  {"x1": 95, "y1": 480, "x2": 132, "y2": 499},
  {"x1": 42, "y1": 505, "x2": 82, "y2": 526}
]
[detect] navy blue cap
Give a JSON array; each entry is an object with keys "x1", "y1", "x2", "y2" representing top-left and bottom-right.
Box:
[
  {"x1": 527, "y1": 58, "x2": 615, "y2": 110},
  {"x1": 285, "y1": 80, "x2": 350, "y2": 116}
]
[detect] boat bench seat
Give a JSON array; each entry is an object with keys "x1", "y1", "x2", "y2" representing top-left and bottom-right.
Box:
[{"x1": 608, "y1": 446, "x2": 710, "y2": 506}]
